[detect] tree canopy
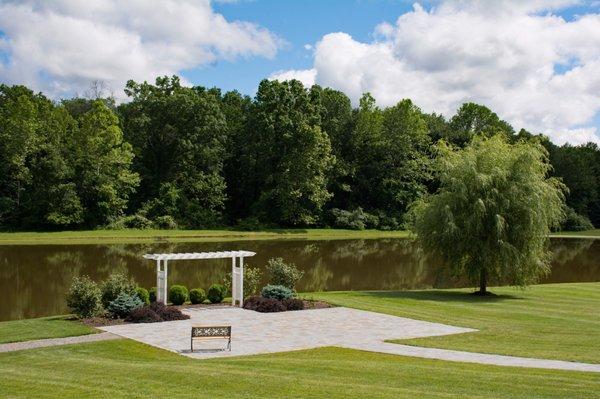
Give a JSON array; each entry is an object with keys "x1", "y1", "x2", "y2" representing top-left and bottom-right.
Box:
[
  {"x1": 0, "y1": 77, "x2": 598, "y2": 232},
  {"x1": 410, "y1": 135, "x2": 566, "y2": 294}
]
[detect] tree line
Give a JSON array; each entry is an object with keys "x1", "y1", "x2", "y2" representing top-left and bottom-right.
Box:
[{"x1": 1, "y1": 76, "x2": 598, "y2": 231}]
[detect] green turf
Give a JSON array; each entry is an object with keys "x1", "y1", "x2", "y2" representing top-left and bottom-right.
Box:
[
  {"x1": 0, "y1": 316, "x2": 96, "y2": 344},
  {"x1": 551, "y1": 229, "x2": 600, "y2": 237},
  {"x1": 0, "y1": 228, "x2": 410, "y2": 245},
  {"x1": 0, "y1": 340, "x2": 598, "y2": 398},
  {"x1": 308, "y1": 283, "x2": 600, "y2": 364}
]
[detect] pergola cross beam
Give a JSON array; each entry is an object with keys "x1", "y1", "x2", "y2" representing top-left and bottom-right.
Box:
[{"x1": 143, "y1": 250, "x2": 256, "y2": 307}]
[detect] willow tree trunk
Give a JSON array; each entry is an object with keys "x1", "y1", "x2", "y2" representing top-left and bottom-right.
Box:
[{"x1": 478, "y1": 268, "x2": 487, "y2": 295}]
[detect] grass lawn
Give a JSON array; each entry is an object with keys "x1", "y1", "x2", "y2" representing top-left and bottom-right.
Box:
[
  {"x1": 0, "y1": 228, "x2": 410, "y2": 245},
  {"x1": 551, "y1": 229, "x2": 600, "y2": 237},
  {"x1": 308, "y1": 283, "x2": 600, "y2": 364},
  {"x1": 0, "y1": 316, "x2": 96, "y2": 344},
  {"x1": 0, "y1": 340, "x2": 598, "y2": 398}
]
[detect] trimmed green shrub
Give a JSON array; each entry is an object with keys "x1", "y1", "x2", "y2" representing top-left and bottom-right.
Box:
[
  {"x1": 107, "y1": 292, "x2": 143, "y2": 318},
  {"x1": 330, "y1": 207, "x2": 379, "y2": 230},
  {"x1": 261, "y1": 284, "x2": 294, "y2": 300},
  {"x1": 189, "y1": 288, "x2": 206, "y2": 304},
  {"x1": 149, "y1": 287, "x2": 157, "y2": 302},
  {"x1": 136, "y1": 287, "x2": 150, "y2": 304},
  {"x1": 100, "y1": 272, "x2": 137, "y2": 309},
  {"x1": 168, "y1": 285, "x2": 188, "y2": 305},
  {"x1": 66, "y1": 275, "x2": 103, "y2": 318},
  {"x1": 266, "y1": 258, "x2": 304, "y2": 290},
  {"x1": 207, "y1": 284, "x2": 226, "y2": 303},
  {"x1": 223, "y1": 266, "x2": 262, "y2": 298}
]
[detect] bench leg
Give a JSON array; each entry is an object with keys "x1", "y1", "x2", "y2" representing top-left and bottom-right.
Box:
[
  {"x1": 228, "y1": 337, "x2": 231, "y2": 351},
  {"x1": 191, "y1": 337, "x2": 193, "y2": 352}
]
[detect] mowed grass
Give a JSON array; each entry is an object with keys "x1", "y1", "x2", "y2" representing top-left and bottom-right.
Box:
[
  {"x1": 551, "y1": 229, "x2": 600, "y2": 237},
  {"x1": 1, "y1": 340, "x2": 598, "y2": 398},
  {"x1": 0, "y1": 228, "x2": 410, "y2": 245},
  {"x1": 308, "y1": 283, "x2": 600, "y2": 364},
  {"x1": 0, "y1": 316, "x2": 96, "y2": 344}
]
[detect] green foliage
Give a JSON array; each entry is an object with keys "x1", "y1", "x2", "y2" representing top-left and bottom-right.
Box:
[
  {"x1": 107, "y1": 292, "x2": 143, "y2": 319},
  {"x1": 136, "y1": 287, "x2": 150, "y2": 305},
  {"x1": 560, "y1": 207, "x2": 594, "y2": 231},
  {"x1": 168, "y1": 285, "x2": 188, "y2": 305},
  {"x1": 106, "y1": 214, "x2": 153, "y2": 230},
  {"x1": 100, "y1": 272, "x2": 138, "y2": 309},
  {"x1": 154, "y1": 215, "x2": 177, "y2": 230},
  {"x1": 330, "y1": 207, "x2": 379, "y2": 230},
  {"x1": 189, "y1": 288, "x2": 206, "y2": 304},
  {"x1": 261, "y1": 284, "x2": 294, "y2": 300},
  {"x1": 223, "y1": 266, "x2": 262, "y2": 298},
  {"x1": 266, "y1": 257, "x2": 304, "y2": 290},
  {"x1": 410, "y1": 135, "x2": 566, "y2": 294},
  {"x1": 447, "y1": 103, "x2": 514, "y2": 146},
  {"x1": 66, "y1": 276, "x2": 103, "y2": 318},
  {"x1": 207, "y1": 284, "x2": 226, "y2": 304},
  {"x1": 239, "y1": 79, "x2": 334, "y2": 226},
  {"x1": 148, "y1": 287, "x2": 157, "y2": 302}
]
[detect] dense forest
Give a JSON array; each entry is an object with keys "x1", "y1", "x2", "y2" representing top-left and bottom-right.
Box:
[{"x1": 1, "y1": 76, "x2": 598, "y2": 231}]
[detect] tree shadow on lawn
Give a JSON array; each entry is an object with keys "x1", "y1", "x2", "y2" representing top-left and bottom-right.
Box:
[{"x1": 358, "y1": 290, "x2": 525, "y2": 303}]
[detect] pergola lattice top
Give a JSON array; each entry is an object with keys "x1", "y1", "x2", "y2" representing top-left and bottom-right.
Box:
[{"x1": 143, "y1": 250, "x2": 256, "y2": 261}]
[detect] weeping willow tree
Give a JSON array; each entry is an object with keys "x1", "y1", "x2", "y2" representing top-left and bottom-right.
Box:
[{"x1": 410, "y1": 135, "x2": 566, "y2": 295}]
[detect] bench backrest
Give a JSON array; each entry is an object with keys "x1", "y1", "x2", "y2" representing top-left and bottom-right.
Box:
[{"x1": 191, "y1": 326, "x2": 231, "y2": 338}]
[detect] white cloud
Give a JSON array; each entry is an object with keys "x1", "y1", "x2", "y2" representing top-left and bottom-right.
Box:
[
  {"x1": 0, "y1": 0, "x2": 282, "y2": 100},
  {"x1": 270, "y1": 68, "x2": 317, "y2": 87},
  {"x1": 273, "y1": 1, "x2": 600, "y2": 145}
]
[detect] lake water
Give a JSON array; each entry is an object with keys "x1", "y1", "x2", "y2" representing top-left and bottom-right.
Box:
[{"x1": 1, "y1": 238, "x2": 598, "y2": 321}]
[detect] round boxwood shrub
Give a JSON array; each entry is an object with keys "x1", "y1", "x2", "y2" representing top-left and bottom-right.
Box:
[
  {"x1": 136, "y1": 287, "x2": 150, "y2": 305},
  {"x1": 189, "y1": 288, "x2": 206, "y2": 304},
  {"x1": 207, "y1": 283, "x2": 226, "y2": 304},
  {"x1": 149, "y1": 287, "x2": 157, "y2": 302},
  {"x1": 168, "y1": 285, "x2": 189, "y2": 305},
  {"x1": 261, "y1": 284, "x2": 294, "y2": 301}
]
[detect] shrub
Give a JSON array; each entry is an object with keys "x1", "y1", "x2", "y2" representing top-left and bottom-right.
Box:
[
  {"x1": 136, "y1": 287, "x2": 150, "y2": 304},
  {"x1": 207, "y1": 284, "x2": 226, "y2": 303},
  {"x1": 125, "y1": 306, "x2": 162, "y2": 323},
  {"x1": 168, "y1": 285, "x2": 188, "y2": 305},
  {"x1": 154, "y1": 215, "x2": 177, "y2": 230},
  {"x1": 107, "y1": 292, "x2": 144, "y2": 318},
  {"x1": 266, "y1": 258, "x2": 304, "y2": 290},
  {"x1": 223, "y1": 266, "x2": 262, "y2": 298},
  {"x1": 149, "y1": 287, "x2": 157, "y2": 302},
  {"x1": 282, "y1": 297, "x2": 304, "y2": 311},
  {"x1": 261, "y1": 284, "x2": 294, "y2": 300},
  {"x1": 189, "y1": 288, "x2": 206, "y2": 304},
  {"x1": 66, "y1": 276, "x2": 103, "y2": 318},
  {"x1": 243, "y1": 296, "x2": 286, "y2": 313},
  {"x1": 106, "y1": 214, "x2": 154, "y2": 230},
  {"x1": 100, "y1": 272, "x2": 137, "y2": 309},
  {"x1": 125, "y1": 302, "x2": 190, "y2": 323},
  {"x1": 560, "y1": 207, "x2": 594, "y2": 231}
]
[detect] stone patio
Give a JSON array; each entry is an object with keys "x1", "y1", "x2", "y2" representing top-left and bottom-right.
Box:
[{"x1": 99, "y1": 306, "x2": 474, "y2": 359}]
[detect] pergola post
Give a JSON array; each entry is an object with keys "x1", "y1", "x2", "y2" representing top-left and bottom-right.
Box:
[
  {"x1": 156, "y1": 259, "x2": 168, "y2": 305},
  {"x1": 231, "y1": 256, "x2": 244, "y2": 307}
]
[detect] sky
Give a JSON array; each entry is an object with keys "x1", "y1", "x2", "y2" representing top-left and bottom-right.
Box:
[{"x1": 0, "y1": 0, "x2": 599, "y2": 145}]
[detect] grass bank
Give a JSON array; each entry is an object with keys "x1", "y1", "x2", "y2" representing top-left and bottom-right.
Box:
[
  {"x1": 0, "y1": 228, "x2": 411, "y2": 245},
  {"x1": 0, "y1": 316, "x2": 96, "y2": 344},
  {"x1": 1, "y1": 340, "x2": 598, "y2": 398},
  {"x1": 308, "y1": 282, "x2": 600, "y2": 364}
]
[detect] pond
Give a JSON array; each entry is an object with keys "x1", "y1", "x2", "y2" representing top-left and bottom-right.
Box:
[{"x1": 1, "y1": 238, "x2": 598, "y2": 321}]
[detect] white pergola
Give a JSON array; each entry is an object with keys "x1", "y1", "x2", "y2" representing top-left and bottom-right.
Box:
[{"x1": 143, "y1": 250, "x2": 256, "y2": 307}]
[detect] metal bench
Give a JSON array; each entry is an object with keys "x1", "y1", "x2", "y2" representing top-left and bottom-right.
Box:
[{"x1": 191, "y1": 325, "x2": 231, "y2": 352}]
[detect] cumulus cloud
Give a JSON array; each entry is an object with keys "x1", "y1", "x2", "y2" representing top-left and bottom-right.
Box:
[
  {"x1": 270, "y1": 68, "x2": 316, "y2": 87},
  {"x1": 273, "y1": 1, "x2": 600, "y2": 145},
  {"x1": 0, "y1": 0, "x2": 282, "y2": 100}
]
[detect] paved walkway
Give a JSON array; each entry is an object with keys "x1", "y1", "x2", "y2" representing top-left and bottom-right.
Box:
[
  {"x1": 99, "y1": 307, "x2": 600, "y2": 372},
  {"x1": 0, "y1": 332, "x2": 121, "y2": 353}
]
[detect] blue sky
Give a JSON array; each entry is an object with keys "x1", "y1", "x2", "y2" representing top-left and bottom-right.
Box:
[
  {"x1": 0, "y1": 0, "x2": 599, "y2": 144},
  {"x1": 187, "y1": 0, "x2": 416, "y2": 95}
]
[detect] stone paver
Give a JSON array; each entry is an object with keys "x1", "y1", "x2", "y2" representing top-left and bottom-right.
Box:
[
  {"x1": 100, "y1": 306, "x2": 473, "y2": 358},
  {"x1": 0, "y1": 332, "x2": 121, "y2": 353},
  {"x1": 99, "y1": 307, "x2": 600, "y2": 373}
]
